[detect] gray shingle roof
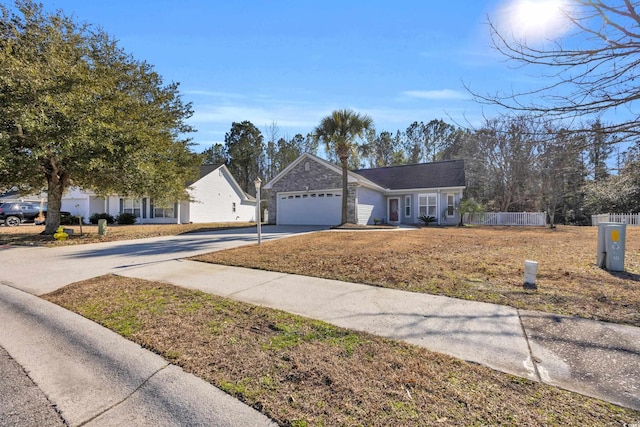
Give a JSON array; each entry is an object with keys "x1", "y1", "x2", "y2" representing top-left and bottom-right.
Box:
[
  {"x1": 186, "y1": 164, "x2": 223, "y2": 186},
  {"x1": 199, "y1": 164, "x2": 223, "y2": 179},
  {"x1": 353, "y1": 159, "x2": 465, "y2": 190}
]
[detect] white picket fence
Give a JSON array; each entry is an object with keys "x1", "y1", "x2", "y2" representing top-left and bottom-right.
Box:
[
  {"x1": 591, "y1": 213, "x2": 640, "y2": 226},
  {"x1": 464, "y1": 212, "x2": 547, "y2": 227}
]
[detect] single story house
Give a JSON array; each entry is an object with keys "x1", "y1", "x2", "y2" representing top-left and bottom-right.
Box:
[
  {"x1": 264, "y1": 153, "x2": 466, "y2": 226},
  {"x1": 1, "y1": 164, "x2": 256, "y2": 224}
]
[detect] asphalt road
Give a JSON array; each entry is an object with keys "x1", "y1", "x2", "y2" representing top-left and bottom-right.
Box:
[{"x1": 0, "y1": 345, "x2": 65, "y2": 427}]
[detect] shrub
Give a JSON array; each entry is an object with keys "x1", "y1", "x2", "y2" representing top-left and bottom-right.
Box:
[
  {"x1": 115, "y1": 212, "x2": 137, "y2": 225},
  {"x1": 458, "y1": 198, "x2": 484, "y2": 226},
  {"x1": 89, "y1": 213, "x2": 115, "y2": 225},
  {"x1": 418, "y1": 215, "x2": 437, "y2": 226},
  {"x1": 60, "y1": 214, "x2": 81, "y2": 226}
]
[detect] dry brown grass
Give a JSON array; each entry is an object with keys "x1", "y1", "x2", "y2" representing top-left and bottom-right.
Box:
[
  {"x1": 193, "y1": 226, "x2": 640, "y2": 327},
  {"x1": 0, "y1": 222, "x2": 254, "y2": 246},
  {"x1": 44, "y1": 276, "x2": 640, "y2": 426}
]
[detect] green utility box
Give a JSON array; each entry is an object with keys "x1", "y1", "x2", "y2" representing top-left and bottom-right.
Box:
[
  {"x1": 98, "y1": 219, "x2": 107, "y2": 236},
  {"x1": 597, "y1": 222, "x2": 626, "y2": 271}
]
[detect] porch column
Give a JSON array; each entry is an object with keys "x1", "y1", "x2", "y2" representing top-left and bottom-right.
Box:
[{"x1": 437, "y1": 189, "x2": 441, "y2": 225}]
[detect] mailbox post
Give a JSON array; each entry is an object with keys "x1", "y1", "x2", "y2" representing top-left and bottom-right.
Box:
[{"x1": 254, "y1": 178, "x2": 262, "y2": 246}]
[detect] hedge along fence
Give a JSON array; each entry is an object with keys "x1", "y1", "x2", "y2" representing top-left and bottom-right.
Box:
[
  {"x1": 464, "y1": 212, "x2": 547, "y2": 227},
  {"x1": 592, "y1": 213, "x2": 640, "y2": 226}
]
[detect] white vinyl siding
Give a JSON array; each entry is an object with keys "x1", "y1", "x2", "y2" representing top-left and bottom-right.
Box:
[
  {"x1": 357, "y1": 187, "x2": 386, "y2": 225},
  {"x1": 187, "y1": 166, "x2": 255, "y2": 223}
]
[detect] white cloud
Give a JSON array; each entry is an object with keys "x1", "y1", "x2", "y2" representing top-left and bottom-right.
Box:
[
  {"x1": 189, "y1": 101, "x2": 326, "y2": 134},
  {"x1": 185, "y1": 89, "x2": 488, "y2": 153},
  {"x1": 360, "y1": 105, "x2": 483, "y2": 130},
  {"x1": 402, "y1": 89, "x2": 469, "y2": 100}
]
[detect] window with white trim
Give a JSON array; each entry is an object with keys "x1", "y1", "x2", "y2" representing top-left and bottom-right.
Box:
[
  {"x1": 418, "y1": 194, "x2": 437, "y2": 217},
  {"x1": 447, "y1": 194, "x2": 455, "y2": 216},
  {"x1": 405, "y1": 195, "x2": 411, "y2": 217},
  {"x1": 150, "y1": 199, "x2": 176, "y2": 218},
  {"x1": 120, "y1": 198, "x2": 141, "y2": 217}
]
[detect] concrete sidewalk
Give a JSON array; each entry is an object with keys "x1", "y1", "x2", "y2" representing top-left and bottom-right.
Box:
[
  {"x1": 120, "y1": 260, "x2": 640, "y2": 411},
  {"x1": 0, "y1": 284, "x2": 275, "y2": 427}
]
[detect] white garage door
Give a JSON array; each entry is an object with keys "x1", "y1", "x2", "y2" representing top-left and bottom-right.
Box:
[{"x1": 277, "y1": 191, "x2": 342, "y2": 225}]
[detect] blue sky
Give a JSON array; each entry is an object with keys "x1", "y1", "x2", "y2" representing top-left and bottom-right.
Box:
[{"x1": 41, "y1": 0, "x2": 576, "y2": 153}]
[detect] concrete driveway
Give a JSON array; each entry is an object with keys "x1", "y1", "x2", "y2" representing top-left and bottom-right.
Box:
[{"x1": 0, "y1": 225, "x2": 325, "y2": 295}]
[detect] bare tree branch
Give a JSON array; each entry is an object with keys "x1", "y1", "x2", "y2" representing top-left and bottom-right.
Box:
[{"x1": 469, "y1": 1, "x2": 640, "y2": 143}]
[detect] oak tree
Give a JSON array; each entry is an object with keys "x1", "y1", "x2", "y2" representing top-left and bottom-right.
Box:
[{"x1": 0, "y1": 1, "x2": 200, "y2": 233}]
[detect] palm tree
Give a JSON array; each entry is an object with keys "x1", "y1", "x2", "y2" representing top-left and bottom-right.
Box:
[{"x1": 314, "y1": 109, "x2": 373, "y2": 224}]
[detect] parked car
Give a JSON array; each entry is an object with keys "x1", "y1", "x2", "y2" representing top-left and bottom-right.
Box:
[{"x1": 0, "y1": 202, "x2": 71, "y2": 226}]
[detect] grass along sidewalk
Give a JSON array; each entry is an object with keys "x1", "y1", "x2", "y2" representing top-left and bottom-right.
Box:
[
  {"x1": 44, "y1": 275, "x2": 639, "y2": 426},
  {"x1": 192, "y1": 226, "x2": 640, "y2": 327}
]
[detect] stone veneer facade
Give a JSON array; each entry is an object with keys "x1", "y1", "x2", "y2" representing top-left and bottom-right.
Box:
[{"x1": 266, "y1": 158, "x2": 358, "y2": 224}]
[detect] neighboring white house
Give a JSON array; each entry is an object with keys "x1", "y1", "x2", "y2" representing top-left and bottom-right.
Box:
[
  {"x1": 264, "y1": 153, "x2": 466, "y2": 226},
  {"x1": 1, "y1": 164, "x2": 256, "y2": 224},
  {"x1": 181, "y1": 164, "x2": 256, "y2": 223}
]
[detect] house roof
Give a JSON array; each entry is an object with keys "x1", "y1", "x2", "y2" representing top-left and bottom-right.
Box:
[
  {"x1": 353, "y1": 159, "x2": 466, "y2": 190},
  {"x1": 264, "y1": 153, "x2": 466, "y2": 193},
  {"x1": 186, "y1": 164, "x2": 224, "y2": 186},
  {"x1": 263, "y1": 153, "x2": 374, "y2": 190}
]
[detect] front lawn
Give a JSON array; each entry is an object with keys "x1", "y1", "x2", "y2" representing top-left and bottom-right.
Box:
[
  {"x1": 192, "y1": 226, "x2": 640, "y2": 327},
  {"x1": 44, "y1": 276, "x2": 639, "y2": 426}
]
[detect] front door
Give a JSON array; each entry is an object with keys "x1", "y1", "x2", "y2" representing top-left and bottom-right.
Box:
[{"x1": 388, "y1": 198, "x2": 399, "y2": 223}]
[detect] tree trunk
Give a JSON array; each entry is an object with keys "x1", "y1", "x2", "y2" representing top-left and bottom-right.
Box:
[
  {"x1": 340, "y1": 157, "x2": 349, "y2": 225},
  {"x1": 43, "y1": 160, "x2": 70, "y2": 235},
  {"x1": 43, "y1": 182, "x2": 65, "y2": 234},
  {"x1": 547, "y1": 203, "x2": 557, "y2": 229}
]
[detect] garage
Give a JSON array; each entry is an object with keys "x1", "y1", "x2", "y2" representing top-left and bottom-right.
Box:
[{"x1": 277, "y1": 191, "x2": 342, "y2": 225}]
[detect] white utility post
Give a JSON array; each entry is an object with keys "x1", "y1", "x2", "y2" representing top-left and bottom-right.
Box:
[{"x1": 254, "y1": 178, "x2": 262, "y2": 246}]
